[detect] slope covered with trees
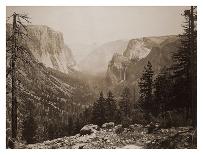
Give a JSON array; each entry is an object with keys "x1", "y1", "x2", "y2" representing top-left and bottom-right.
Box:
[{"x1": 6, "y1": 13, "x2": 95, "y2": 146}]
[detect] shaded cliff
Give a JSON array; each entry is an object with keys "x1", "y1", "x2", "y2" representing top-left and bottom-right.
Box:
[{"x1": 106, "y1": 35, "x2": 179, "y2": 85}]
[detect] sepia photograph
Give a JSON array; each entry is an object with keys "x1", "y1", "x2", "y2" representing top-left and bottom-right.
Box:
[{"x1": 5, "y1": 5, "x2": 197, "y2": 149}]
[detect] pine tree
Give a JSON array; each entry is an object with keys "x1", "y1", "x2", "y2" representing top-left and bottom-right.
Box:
[
  {"x1": 138, "y1": 61, "x2": 154, "y2": 122},
  {"x1": 105, "y1": 91, "x2": 117, "y2": 122},
  {"x1": 22, "y1": 103, "x2": 37, "y2": 144},
  {"x1": 7, "y1": 13, "x2": 30, "y2": 141},
  {"x1": 74, "y1": 117, "x2": 81, "y2": 134},
  {"x1": 119, "y1": 87, "x2": 132, "y2": 127},
  {"x1": 68, "y1": 115, "x2": 73, "y2": 136},
  {"x1": 92, "y1": 92, "x2": 106, "y2": 126},
  {"x1": 119, "y1": 87, "x2": 131, "y2": 118},
  {"x1": 171, "y1": 6, "x2": 197, "y2": 125},
  {"x1": 153, "y1": 67, "x2": 173, "y2": 117},
  {"x1": 47, "y1": 123, "x2": 55, "y2": 140}
]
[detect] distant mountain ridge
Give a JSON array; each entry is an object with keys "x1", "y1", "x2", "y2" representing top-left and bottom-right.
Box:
[{"x1": 79, "y1": 40, "x2": 128, "y2": 74}]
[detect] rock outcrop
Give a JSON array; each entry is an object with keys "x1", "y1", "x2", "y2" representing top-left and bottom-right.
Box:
[
  {"x1": 123, "y1": 38, "x2": 151, "y2": 60},
  {"x1": 106, "y1": 35, "x2": 179, "y2": 85},
  {"x1": 102, "y1": 122, "x2": 115, "y2": 129},
  {"x1": 80, "y1": 124, "x2": 100, "y2": 135},
  {"x1": 7, "y1": 24, "x2": 76, "y2": 74}
]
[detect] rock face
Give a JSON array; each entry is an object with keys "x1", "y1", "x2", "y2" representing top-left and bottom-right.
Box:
[
  {"x1": 7, "y1": 24, "x2": 76, "y2": 74},
  {"x1": 123, "y1": 38, "x2": 151, "y2": 60},
  {"x1": 106, "y1": 35, "x2": 179, "y2": 85},
  {"x1": 106, "y1": 53, "x2": 129, "y2": 85},
  {"x1": 80, "y1": 124, "x2": 100, "y2": 135},
  {"x1": 27, "y1": 25, "x2": 76, "y2": 73}
]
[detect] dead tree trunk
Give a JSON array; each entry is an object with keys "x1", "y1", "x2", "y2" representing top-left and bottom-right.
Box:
[{"x1": 11, "y1": 13, "x2": 17, "y2": 140}]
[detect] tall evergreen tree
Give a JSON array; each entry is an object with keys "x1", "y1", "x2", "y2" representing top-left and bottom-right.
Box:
[
  {"x1": 138, "y1": 61, "x2": 154, "y2": 121},
  {"x1": 73, "y1": 117, "x2": 81, "y2": 134},
  {"x1": 47, "y1": 122, "x2": 55, "y2": 140},
  {"x1": 68, "y1": 115, "x2": 73, "y2": 136},
  {"x1": 153, "y1": 67, "x2": 173, "y2": 117},
  {"x1": 105, "y1": 91, "x2": 117, "y2": 122},
  {"x1": 171, "y1": 6, "x2": 197, "y2": 125},
  {"x1": 7, "y1": 13, "x2": 30, "y2": 141},
  {"x1": 119, "y1": 87, "x2": 131, "y2": 118},
  {"x1": 118, "y1": 87, "x2": 132, "y2": 127},
  {"x1": 92, "y1": 92, "x2": 106, "y2": 126},
  {"x1": 22, "y1": 103, "x2": 37, "y2": 144}
]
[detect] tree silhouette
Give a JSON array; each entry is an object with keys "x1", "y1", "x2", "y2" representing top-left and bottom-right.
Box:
[
  {"x1": 105, "y1": 91, "x2": 117, "y2": 122},
  {"x1": 138, "y1": 61, "x2": 154, "y2": 122},
  {"x1": 153, "y1": 67, "x2": 173, "y2": 117},
  {"x1": 6, "y1": 12, "x2": 30, "y2": 141},
  {"x1": 171, "y1": 6, "x2": 197, "y2": 125},
  {"x1": 119, "y1": 87, "x2": 131, "y2": 118},
  {"x1": 92, "y1": 92, "x2": 106, "y2": 126},
  {"x1": 22, "y1": 102, "x2": 37, "y2": 144}
]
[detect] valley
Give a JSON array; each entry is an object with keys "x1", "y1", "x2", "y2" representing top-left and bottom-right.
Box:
[{"x1": 6, "y1": 6, "x2": 197, "y2": 149}]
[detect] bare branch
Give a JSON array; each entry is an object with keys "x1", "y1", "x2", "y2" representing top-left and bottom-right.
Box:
[
  {"x1": 6, "y1": 34, "x2": 14, "y2": 42},
  {"x1": 6, "y1": 14, "x2": 14, "y2": 22},
  {"x1": 17, "y1": 18, "x2": 28, "y2": 32},
  {"x1": 6, "y1": 68, "x2": 12, "y2": 78},
  {"x1": 19, "y1": 14, "x2": 31, "y2": 24}
]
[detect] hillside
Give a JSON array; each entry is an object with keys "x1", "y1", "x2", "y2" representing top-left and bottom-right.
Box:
[{"x1": 6, "y1": 24, "x2": 94, "y2": 142}]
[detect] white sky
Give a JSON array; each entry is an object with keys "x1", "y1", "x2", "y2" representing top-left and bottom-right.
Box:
[{"x1": 6, "y1": 6, "x2": 187, "y2": 46}]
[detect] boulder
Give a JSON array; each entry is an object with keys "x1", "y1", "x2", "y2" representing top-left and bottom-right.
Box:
[
  {"x1": 80, "y1": 124, "x2": 99, "y2": 136},
  {"x1": 146, "y1": 122, "x2": 156, "y2": 134},
  {"x1": 129, "y1": 125, "x2": 135, "y2": 131},
  {"x1": 134, "y1": 123, "x2": 143, "y2": 128},
  {"x1": 102, "y1": 122, "x2": 115, "y2": 129},
  {"x1": 114, "y1": 124, "x2": 124, "y2": 134}
]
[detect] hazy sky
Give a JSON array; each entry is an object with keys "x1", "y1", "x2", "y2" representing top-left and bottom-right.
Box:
[{"x1": 7, "y1": 6, "x2": 187, "y2": 46}]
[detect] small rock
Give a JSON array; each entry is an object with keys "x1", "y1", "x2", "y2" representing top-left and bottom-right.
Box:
[
  {"x1": 102, "y1": 122, "x2": 115, "y2": 129},
  {"x1": 115, "y1": 125, "x2": 124, "y2": 134},
  {"x1": 106, "y1": 140, "x2": 110, "y2": 143},
  {"x1": 80, "y1": 124, "x2": 99, "y2": 136}
]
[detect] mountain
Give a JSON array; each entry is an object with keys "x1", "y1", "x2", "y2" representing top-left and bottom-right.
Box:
[
  {"x1": 6, "y1": 24, "x2": 94, "y2": 142},
  {"x1": 79, "y1": 40, "x2": 128, "y2": 74},
  {"x1": 106, "y1": 35, "x2": 180, "y2": 85},
  {"x1": 7, "y1": 24, "x2": 76, "y2": 74},
  {"x1": 69, "y1": 43, "x2": 99, "y2": 63}
]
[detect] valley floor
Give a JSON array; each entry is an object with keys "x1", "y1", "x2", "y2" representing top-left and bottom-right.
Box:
[{"x1": 16, "y1": 125, "x2": 196, "y2": 149}]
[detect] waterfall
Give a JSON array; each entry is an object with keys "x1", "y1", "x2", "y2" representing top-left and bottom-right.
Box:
[{"x1": 123, "y1": 66, "x2": 127, "y2": 81}]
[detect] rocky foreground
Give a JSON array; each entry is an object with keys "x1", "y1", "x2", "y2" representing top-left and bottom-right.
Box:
[{"x1": 16, "y1": 123, "x2": 197, "y2": 149}]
